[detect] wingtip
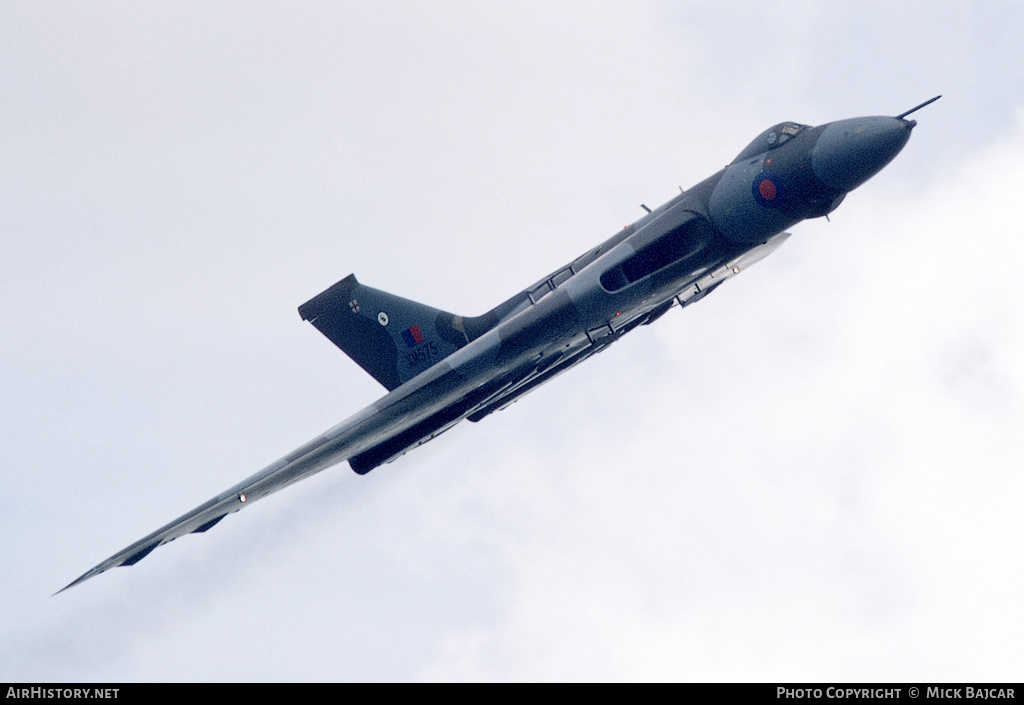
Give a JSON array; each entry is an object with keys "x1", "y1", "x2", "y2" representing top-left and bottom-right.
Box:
[
  {"x1": 58, "y1": 544, "x2": 148, "y2": 595},
  {"x1": 54, "y1": 574, "x2": 88, "y2": 596}
]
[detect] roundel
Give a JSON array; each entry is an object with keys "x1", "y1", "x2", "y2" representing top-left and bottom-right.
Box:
[{"x1": 752, "y1": 170, "x2": 782, "y2": 207}]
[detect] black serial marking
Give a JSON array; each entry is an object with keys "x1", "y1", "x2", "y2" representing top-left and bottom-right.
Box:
[{"x1": 405, "y1": 342, "x2": 440, "y2": 368}]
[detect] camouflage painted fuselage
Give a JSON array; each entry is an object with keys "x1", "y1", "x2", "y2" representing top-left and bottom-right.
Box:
[
  {"x1": 63, "y1": 109, "x2": 923, "y2": 591},
  {"x1": 300, "y1": 114, "x2": 916, "y2": 473}
]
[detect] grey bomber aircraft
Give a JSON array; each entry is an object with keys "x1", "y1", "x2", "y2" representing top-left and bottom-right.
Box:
[{"x1": 60, "y1": 97, "x2": 939, "y2": 592}]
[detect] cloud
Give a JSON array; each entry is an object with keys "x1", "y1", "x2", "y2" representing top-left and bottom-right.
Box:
[
  {"x1": 405, "y1": 105, "x2": 1024, "y2": 682},
  {"x1": 4, "y1": 1, "x2": 1024, "y2": 682}
]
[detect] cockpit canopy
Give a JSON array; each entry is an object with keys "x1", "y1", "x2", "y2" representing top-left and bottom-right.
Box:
[{"x1": 731, "y1": 122, "x2": 808, "y2": 164}]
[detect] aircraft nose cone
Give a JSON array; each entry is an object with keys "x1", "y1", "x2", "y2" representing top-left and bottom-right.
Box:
[{"x1": 812, "y1": 116, "x2": 913, "y2": 192}]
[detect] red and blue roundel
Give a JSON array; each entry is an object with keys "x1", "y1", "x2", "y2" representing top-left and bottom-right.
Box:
[{"x1": 753, "y1": 170, "x2": 782, "y2": 207}]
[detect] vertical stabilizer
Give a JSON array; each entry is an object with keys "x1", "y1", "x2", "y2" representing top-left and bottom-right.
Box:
[{"x1": 299, "y1": 275, "x2": 474, "y2": 391}]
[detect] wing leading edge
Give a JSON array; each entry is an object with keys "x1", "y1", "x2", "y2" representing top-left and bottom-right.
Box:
[
  {"x1": 57, "y1": 402, "x2": 381, "y2": 593},
  {"x1": 61, "y1": 277, "x2": 490, "y2": 592},
  {"x1": 61, "y1": 232, "x2": 794, "y2": 593}
]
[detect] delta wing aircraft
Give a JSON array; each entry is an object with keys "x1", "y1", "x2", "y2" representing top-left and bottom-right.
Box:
[{"x1": 61, "y1": 98, "x2": 939, "y2": 592}]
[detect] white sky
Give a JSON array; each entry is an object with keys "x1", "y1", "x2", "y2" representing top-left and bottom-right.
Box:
[{"x1": 2, "y1": 0, "x2": 1022, "y2": 682}]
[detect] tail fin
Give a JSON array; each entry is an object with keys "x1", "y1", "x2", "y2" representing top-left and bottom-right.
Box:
[{"x1": 299, "y1": 274, "x2": 474, "y2": 391}]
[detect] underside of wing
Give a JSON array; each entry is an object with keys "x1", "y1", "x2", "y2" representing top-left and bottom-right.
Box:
[
  {"x1": 56, "y1": 409, "x2": 379, "y2": 593},
  {"x1": 57, "y1": 495, "x2": 243, "y2": 593}
]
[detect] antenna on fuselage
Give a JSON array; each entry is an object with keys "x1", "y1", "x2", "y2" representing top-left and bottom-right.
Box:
[{"x1": 897, "y1": 95, "x2": 942, "y2": 120}]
